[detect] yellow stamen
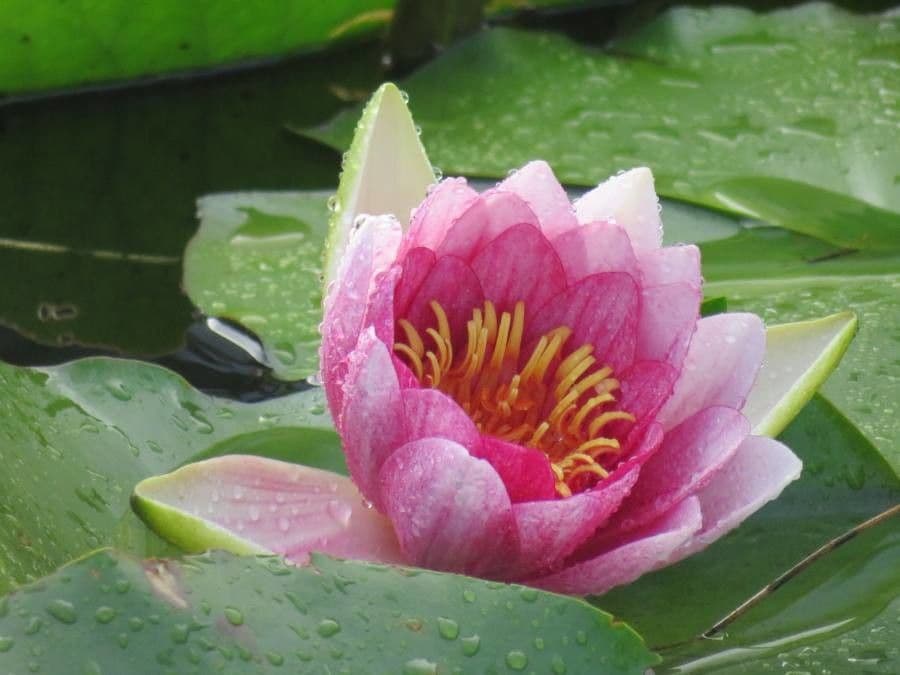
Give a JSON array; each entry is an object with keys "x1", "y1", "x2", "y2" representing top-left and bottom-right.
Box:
[{"x1": 394, "y1": 299, "x2": 634, "y2": 497}]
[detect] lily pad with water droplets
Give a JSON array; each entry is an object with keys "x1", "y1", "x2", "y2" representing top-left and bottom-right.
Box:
[{"x1": 0, "y1": 549, "x2": 658, "y2": 675}]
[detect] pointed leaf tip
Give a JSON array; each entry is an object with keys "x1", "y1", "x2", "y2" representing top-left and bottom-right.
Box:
[
  {"x1": 323, "y1": 82, "x2": 434, "y2": 286},
  {"x1": 744, "y1": 311, "x2": 857, "y2": 437}
]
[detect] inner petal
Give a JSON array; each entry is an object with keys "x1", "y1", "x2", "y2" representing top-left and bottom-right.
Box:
[{"x1": 394, "y1": 299, "x2": 638, "y2": 498}]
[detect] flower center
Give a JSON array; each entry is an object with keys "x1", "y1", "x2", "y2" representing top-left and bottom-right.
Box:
[{"x1": 394, "y1": 300, "x2": 634, "y2": 497}]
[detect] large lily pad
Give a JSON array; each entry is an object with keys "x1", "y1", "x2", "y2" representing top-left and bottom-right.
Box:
[
  {"x1": 0, "y1": 0, "x2": 393, "y2": 95},
  {"x1": 0, "y1": 357, "x2": 340, "y2": 594},
  {"x1": 308, "y1": 3, "x2": 900, "y2": 250},
  {"x1": 0, "y1": 549, "x2": 658, "y2": 674}
]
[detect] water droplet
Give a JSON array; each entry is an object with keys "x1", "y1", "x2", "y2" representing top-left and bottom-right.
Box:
[
  {"x1": 317, "y1": 619, "x2": 341, "y2": 637},
  {"x1": 266, "y1": 652, "x2": 284, "y2": 666},
  {"x1": 0, "y1": 637, "x2": 14, "y2": 652},
  {"x1": 437, "y1": 617, "x2": 459, "y2": 640},
  {"x1": 224, "y1": 607, "x2": 244, "y2": 626},
  {"x1": 327, "y1": 500, "x2": 352, "y2": 527},
  {"x1": 128, "y1": 617, "x2": 144, "y2": 631},
  {"x1": 519, "y1": 587, "x2": 538, "y2": 602},
  {"x1": 403, "y1": 658, "x2": 437, "y2": 674},
  {"x1": 171, "y1": 624, "x2": 189, "y2": 644},
  {"x1": 94, "y1": 606, "x2": 116, "y2": 624},
  {"x1": 462, "y1": 589, "x2": 476, "y2": 603},
  {"x1": 575, "y1": 630, "x2": 587, "y2": 645},
  {"x1": 533, "y1": 637, "x2": 544, "y2": 650},
  {"x1": 277, "y1": 516, "x2": 290, "y2": 532},
  {"x1": 461, "y1": 635, "x2": 480, "y2": 656},
  {"x1": 505, "y1": 650, "x2": 528, "y2": 670},
  {"x1": 114, "y1": 579, "x2": 130, "y2": 594},
  {"x1": 104, "y1": 379, "x2": 132, "y2": 401},
  {"x1": 47, "y1": 599, "x2": 77, "y2": 624},
  {"x1": 551, "y1": 655, "x2": 567, "y2": 674}
]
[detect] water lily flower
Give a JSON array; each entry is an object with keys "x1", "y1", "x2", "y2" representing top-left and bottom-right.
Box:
[{"x1": 134, "y1": 86, "x2": 855, "y2": 596}]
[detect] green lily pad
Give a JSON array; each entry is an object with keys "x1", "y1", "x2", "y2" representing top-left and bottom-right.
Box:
[
  {"x1": 308, "y1": 4, "x2": 900, "y2": 250},
  {"x1": 0, "y1": 0, "x2": 393, "y2": 95},
  {"x1": 598, "y1": 394, "x2": 900, "y2": 671},
  {"x1": 0, "y1": 357, "x2": 340, "y2": 594},
  {"x1": 0, "y1": 549, "x2": 658, "y2": 674},
  {"x1": 184, "y1": 192, "x2": 332, "y2": 380}
]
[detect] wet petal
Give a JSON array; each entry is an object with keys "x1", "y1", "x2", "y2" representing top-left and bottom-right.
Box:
[
  {"x1": 574, "y1": 168, "x2": 662, "y2": 251},
  {"x1": 472, "y1": 436, "x2": 557, "y2": 503},
  {"x1": 637, "y1": 282, "x2": 700, "y2": 366},
  {"x1": 551, "y1": 222, "x2": 639, "y2": 285},
  {"x1": 401, "y1": 177, "x2": 479, "y2": 255},
  {"x1": 532, "y1": 497, "x2": 702, "y2": 595},
  {"x1": 378, "y1": 437, "x2": 517, "y2": 576},
  {"x1": 437, "y1": 190, "x2": 540, "y2": 262},
  {"x1": 498, "y1": 160, "x2": 578, "y2": 239},
  {"x1": 404, "y1": 254, "x2": 485, "y2": 344},
  {"x1": 133, "y1": 456, "x2": 404, "y2": 566},
  {"x1": 637, "y1": 245, "x2": 701, "y2": 288},
  {"x1": 402, "y1": 388, "x2": 480, "y2": 448},
  {"x1": 658, "y1": 313, "x2": 766, "y2": 430}
]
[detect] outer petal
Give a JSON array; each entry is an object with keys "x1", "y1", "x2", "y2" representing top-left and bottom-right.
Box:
[
  {"x1": 608, "y1": 406, "x2": 749, "y2": 535},
  {"x1": 657, "y1": 313, "x2": 766, "y2": 430},
  {"x1": 551, "y1": 222, "x2": 639, "y2": 285},
  {"x1": 498, "y1": 160, "x2": 578, "y2": 239},
  {"x1": 437, "y1": 190, "x2": 540, "y2": 262},
  {"x1": 532, "y1": 497, "x2": 702, "y2": 595},
  {"x1": 378, "y1": 438, "x2": 517, "y2": 577},
  {"x1": 471, "y1": 223, "x2": 567, "y2": 314},
  {"x1": 677, "y1": 435, "x2": 802, "y2": 559},
  {"x1": 636, "y1": 282, "x2": 700, "y2": 367},
  {"x1": 526, "y1": 272, "x2": 640, "y2": 373},
  {"x1": 637, "y1": 245, "x2": 701, "y2": 288},
  {"x1": 402, "y1": 388, "x2": 480, "y2": 448},
  {"x1": 472, "y1": 436, "x2": 557, "y2": 503},
  {"x1": 403, "y1": 254, "x2": 485, "y2": 344},
  {"x1": 401, "y1": 177, "x2": 479, "y2": 255},
  {"x1": 574, "y1": 168, "x2": 662, "y2": 251},
  {"x1": 509, "y1": 466, "x2": 639, "y2": 580},
  {"x1": 133, "y1": 456, "x2": 404, "y2": 566},
  {"x1": 340, "y1": 329, "x2": 405, "y2": 508},
  {"x1": 321, "y1": 214, "x2": 402, "y2": 413}
]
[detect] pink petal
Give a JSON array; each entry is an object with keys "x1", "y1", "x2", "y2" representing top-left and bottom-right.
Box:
[
  {"x1": 574, "y1": 168, "x2": 662, "y2": 251},
  {"x1": 636, "y1": 282, "x2": 700, "y2": 366},
  {"x1": 340, "y1": 329, "x2": 406, "y2": 509},
  {"x1": 363, "y1": 266, "x2": 401, "y2": 348},
  {"x1": 402, "y1": 388, "x2": 480, "y2": 448},
  {"x1": 638, "y1": 245, "x2": 701, "y2": 288},
  {"x1": 403, "y1": 254, "x2": 485, "y2": 344},
  {"x1": 526, "y1": 272, "x2": 640, "y2": 373},
  {"x1": 321, "y1": 215, "x2": 403, "y2": 413},
  {"x1": 144, "y1": 455, "x2": 404, "y2": 565},
  {"x1": 657, "y1": 313, "x2": 766, "y2": 430},
  {"x1": 393, "y1": 247, "x2": 436, "y2": 321},
  {"x1": 437, "y1": 190, "x2": 540, "y2": 262},
  {"x1": 472, "y1": 435, "x2": 557, "y2": 503},
  {"x1": 401, "y1": 178, "x2": 479, "y2": 255},
  {"x1": 498, "y1": 160, "x2": 578, "y2": 239},
  {"x1": 509, "y1": 466, "x2": 639, "y2": 580},
  {"x1": 607, "y1": 361, "x2": 679, "y2": 444},
  {"x1": 551, "y1": 221, "x2": 640, "y2": 285},
  {"x1": 678, "y1": 435, "x2": 802, "y2": 559},
  {"x1": 378, "y1": 437, "x2": 518, "y2": 576},
  {"x1": 532, "y1": 497, "x2": 702, "y2": 595},
  {"x1": 609, "y1": 406, "x2": 750, "y2": 535},
  {"x1": 470, "y1": 223, "x2": 567, "y2": 314}
]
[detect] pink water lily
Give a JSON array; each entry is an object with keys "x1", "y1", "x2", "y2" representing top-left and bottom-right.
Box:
[
  {"x1": 317, "y1": 161, "x2": 801, "y2": 593},
  {"x1": 136, "y1": 162, "x2": 804, "y2": 595}
]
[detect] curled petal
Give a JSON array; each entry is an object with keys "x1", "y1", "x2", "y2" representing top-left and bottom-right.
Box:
[
  {"x1": 677, "y1": 435, "x2": 802, "y2": 559},
  {"x1": 340, "y1": 329, "x2": 405, "y2": 508},
  {"x1": 402, "y1": 388, "x2": 480, "y2": 448},
  {"x1": 403, "y1": 254, "x2": 485, "y2": 344},
  {"x1": 510, "y1": 466, "x2": 639, "y2": 579},
  {"x1": 472, "y1": 436, "x2": 557, "y2": 503},
  {"x1": 658, "y1": 313, "x2": 766, "y2": 430},
  {"x1": 574, "y1": 167, "x2": 662, "y2": 251},
  {"x1": 133, "y1": 456, "x2": 404, "y2": 566},
  {"x1": 551, "y1": 222, "x2": 639, "y2": 285},
  {"x1": 471, "y1": 223, "x2": 567, "y2": 314},
  {"x1": 401, "y1": 177, "x2": 479, "y2": 255},
  {"x1": 532, "y1": 497, "x2": 703, "y2": 595},
  {"x1": 498, "y1": 160, "x2": 578, "y2": 239},
  {"x1": 378, "y1": 438, "x2": 517, "y2": 576}
]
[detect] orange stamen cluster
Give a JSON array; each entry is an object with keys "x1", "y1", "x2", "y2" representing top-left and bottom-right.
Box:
[{"x1": 394, "y1": 300, "x2": 635, "y2": 497}]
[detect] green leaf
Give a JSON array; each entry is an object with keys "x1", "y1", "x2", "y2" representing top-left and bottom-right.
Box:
[
  {"x1": 745, "y1": 312, "x2": 857, "y2": 438},
  {"x1": 0, "y1": 357, "x2": 340, "y2": 594},
  {"x1": 0, "y1": 46, "x2": 376, "y2": 355},
  {"x1": 0, "y1": 549, "x2": 659, "y2": 674},
  {"x1": 324, "y1": 82, "x2": 434, "y2": 286},
  {"x1": 184, "y1": 192, "x2": 332, "y2": 380},
  {"x1": 598, "y1": 394, "x2": 900, "y2": 670},
  {"x1": 0, "y1": 0, "x2": 393, "y2": 95},
  {"x1": 308, "y1": 4, "x2": 900, "y2": 250}
]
